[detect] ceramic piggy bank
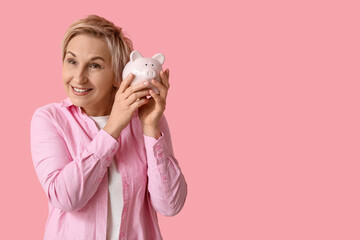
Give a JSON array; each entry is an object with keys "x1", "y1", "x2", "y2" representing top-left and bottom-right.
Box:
[{"x1": 122, "y1": 50, "x2": 165, "y2": 94}]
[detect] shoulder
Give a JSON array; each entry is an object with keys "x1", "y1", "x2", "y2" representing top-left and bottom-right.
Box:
[{"x1": 32, "y1": 98, "x2": 73, "y2": 122}]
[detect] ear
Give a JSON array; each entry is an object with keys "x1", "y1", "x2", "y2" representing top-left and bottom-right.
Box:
[
  {"x1": 152, "y1": 53, "x2": 165, "y2": 65},
  {"x1": 113, "y1": 75, "x2": 120, "y2": 88},
  {"x1": 130, "y1": 51, "x2": 143, "y2": 62}
]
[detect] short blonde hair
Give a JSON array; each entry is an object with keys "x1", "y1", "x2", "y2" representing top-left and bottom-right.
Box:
[{"x1": 61, "y1": 15, "x2": 133, "y2": 83}]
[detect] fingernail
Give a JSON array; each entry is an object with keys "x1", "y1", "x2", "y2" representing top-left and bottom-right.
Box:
[{"x1": 144, "y1": 81, "x2": 148, "y2": 85}]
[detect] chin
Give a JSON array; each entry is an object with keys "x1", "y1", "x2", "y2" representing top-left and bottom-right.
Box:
[{"x1": 68, "y1": 96, "x2": 86, "y2": 107}]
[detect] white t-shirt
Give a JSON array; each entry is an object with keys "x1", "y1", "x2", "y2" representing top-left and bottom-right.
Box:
[{"x1": 89, "y1": 115, "x2": 123, "y2": 240}]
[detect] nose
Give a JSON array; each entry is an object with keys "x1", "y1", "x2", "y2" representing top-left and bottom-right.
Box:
[{"x1": 74, "y1": 67, "x2": 87, "y2": 83}]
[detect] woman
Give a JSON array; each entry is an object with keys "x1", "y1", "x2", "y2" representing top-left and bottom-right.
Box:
[{"x1": 30, "y1": 15, "x2": 187, "y2": 240}]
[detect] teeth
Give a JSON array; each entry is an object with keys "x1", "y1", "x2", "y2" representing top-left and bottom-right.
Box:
[{"x1": 73, "y1": 87, "x2": 91, "y2": 93}]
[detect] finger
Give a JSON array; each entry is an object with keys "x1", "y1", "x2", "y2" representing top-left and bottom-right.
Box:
[
  {"x1": 161, "y1": 69, "x2": 170, "y2": 89},
  {"x1": 119, "y1": 73, "x2": 135, "y2": 93},
  {"x1": 124, "y1": 80, "x2": 150, "y2": 99},
  {"x1": 139, "y1": 96, "x2": 148, "y2": 100},
  {"x1": 149, "y1": 89, "x2": 161, "y2": 102},
  {"x1": 149, "y1": 89, "x2": 165, "y2": 110},
  {"x1": 126, "y1": 89, "x2": 151, "y2": 105},
  {"x1": 151, "y1": 79, "x2": 167, "y2": 97},
  {"x1": 130, "y1": 97, "x2": 149, "y2": 110}
]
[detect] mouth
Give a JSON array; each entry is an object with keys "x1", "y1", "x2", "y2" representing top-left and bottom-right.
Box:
[{"x1": 71, "y1": 86, "x2": 93, "y2": 95}]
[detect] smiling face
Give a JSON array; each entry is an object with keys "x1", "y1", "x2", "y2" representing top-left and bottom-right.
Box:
[{"x1": 62, "y1": 34, "x2": 117, "y2": 116}]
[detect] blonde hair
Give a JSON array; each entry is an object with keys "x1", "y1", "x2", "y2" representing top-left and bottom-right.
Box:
[{"x1": 61, "y1": 15, "x2": 133, "y2": 83}]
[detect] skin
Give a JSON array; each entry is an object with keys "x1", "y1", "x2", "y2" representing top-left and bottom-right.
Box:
[{"x1": 62, "y1": 34, "x2": 170, "y2": 139}]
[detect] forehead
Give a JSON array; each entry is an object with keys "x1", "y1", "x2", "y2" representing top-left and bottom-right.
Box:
[{"x1": 67, "y1": 34, "x2": 111, "y2": 61}]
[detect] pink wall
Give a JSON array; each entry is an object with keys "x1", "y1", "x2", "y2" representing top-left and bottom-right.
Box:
[{"x1": 1, "y1": 0, "x2": 360, "y2": 239}]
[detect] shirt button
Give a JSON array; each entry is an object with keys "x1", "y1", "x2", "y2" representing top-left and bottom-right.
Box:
[
  {"x1": 120, "y1": 232, "x2": 125, "y2": 237},
  {"x1": 123, "y1": 207, "x2": 128, "y2": 212},
  {"x1": 161, "y1": 175, "x2": 167, "y2": 181},
  {"x1": 156, "y1": 145, "x2": 161, "y2": 150}
]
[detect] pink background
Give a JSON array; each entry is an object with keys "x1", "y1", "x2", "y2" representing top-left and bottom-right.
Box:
[{"x1": 1, "y1": 0, "x2": 359, "y2": 239}]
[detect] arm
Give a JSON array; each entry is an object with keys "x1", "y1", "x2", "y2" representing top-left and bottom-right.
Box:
[
  {"x1": 144, "y1": 115, "x2": 187, "y2": 216},
  {"x1": 30, "y1": 108, "x2": 119, "y2": 212}
]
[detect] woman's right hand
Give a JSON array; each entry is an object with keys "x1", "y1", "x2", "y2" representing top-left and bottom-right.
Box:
[{"x1": 103, "y1": 73, "x2": 150, "y2": 140}]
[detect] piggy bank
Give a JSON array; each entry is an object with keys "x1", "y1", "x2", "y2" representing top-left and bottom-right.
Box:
[{"x1": 122, "y1": 50, "x2": 165, "y2": 94}]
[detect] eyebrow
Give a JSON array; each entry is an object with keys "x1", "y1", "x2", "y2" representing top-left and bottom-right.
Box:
[{"x1": 66, "y1": 51, "x2": 105, "y2": 62}]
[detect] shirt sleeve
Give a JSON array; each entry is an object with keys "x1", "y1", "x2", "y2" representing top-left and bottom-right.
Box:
[
  {"x1": 30, "y1": 108, "x2": 119, "y2": 212},
  {"x1": 143, "y1": 115, "x2": 187, "y2": 216}
]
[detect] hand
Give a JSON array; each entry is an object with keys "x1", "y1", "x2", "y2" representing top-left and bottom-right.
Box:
[
  {"x1": 103, "y1": 73, "x2": 151, "y2": 139},
  {"x1": 138, "y1": 69, "x2": 170, "y2": 138}
]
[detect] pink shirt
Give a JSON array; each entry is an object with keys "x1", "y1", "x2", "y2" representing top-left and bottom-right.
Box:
[{"x1": 30, "y1": 98, "x2": 187, "y2": 240}]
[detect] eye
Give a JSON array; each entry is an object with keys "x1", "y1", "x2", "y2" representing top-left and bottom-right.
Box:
[
  {"x1": 67, "y1": 58, "x2": 76, "y2": 65},
  {"x1": 151, "y1": 64, "x2": 154, "y2": 66},
  {"x1": 145, "y1": 64, "x2": 148, "y2": 66},
  {"x1": 90, "y1": 63, "x2": 101, "y2": 69}
]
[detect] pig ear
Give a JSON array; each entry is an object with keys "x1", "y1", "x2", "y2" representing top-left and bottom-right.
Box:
[
  {"x1": 130, "y1": 51, "x2": 143, "y2": 62},
  {"x1": 152, "y1": 53, "x2": 165, "y2": 65}
]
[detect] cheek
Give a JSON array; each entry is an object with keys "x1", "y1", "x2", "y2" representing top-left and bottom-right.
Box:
[
  {"x1": 62, "y1": 67, "x2": 72, "y2": 83},
  {"x1": 96, "y1": 72, "x2": 115, "y2": 90},
  {"x1": 96, "y1": 81, "x2": 113, "y2": 93}
]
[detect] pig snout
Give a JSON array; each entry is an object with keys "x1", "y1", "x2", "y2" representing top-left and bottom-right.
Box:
[{"x1": 146, "y1": 69, "x2": 157, "y2": 79}]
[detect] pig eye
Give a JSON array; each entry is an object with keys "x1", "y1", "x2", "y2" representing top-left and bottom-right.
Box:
[
  {"x1": 152, "y1": 64, "x2": 154, "y2": 66},
  {"x1": 145, "y1": 64, "x2": 148, "y2": 66}
]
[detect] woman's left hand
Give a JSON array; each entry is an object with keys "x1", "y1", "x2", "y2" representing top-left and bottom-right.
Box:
[{"x1": 138, "y1": 69, "x2": 170, "y2": 139}]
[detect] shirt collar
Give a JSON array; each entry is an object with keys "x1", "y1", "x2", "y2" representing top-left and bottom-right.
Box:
[{"x1": 60, "y1": 97, "x2": 74, "y2": 108}]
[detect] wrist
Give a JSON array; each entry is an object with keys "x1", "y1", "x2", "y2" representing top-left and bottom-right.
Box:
[
  {"x1": 143, "y1": 125, "x2": 161, "y2": 139},
  {"x1": 103, "y1": 122, "x2": 124, "y2": 140}
]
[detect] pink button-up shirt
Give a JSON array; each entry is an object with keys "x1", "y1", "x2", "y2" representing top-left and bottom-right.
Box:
[{"x1": 30, "y1": 98, "x2": 187, "y2": 240}]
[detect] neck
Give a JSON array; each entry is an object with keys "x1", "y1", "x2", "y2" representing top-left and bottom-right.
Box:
[{"x1": 81, "y1": 88, "x2": 116, "y2": 116}]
